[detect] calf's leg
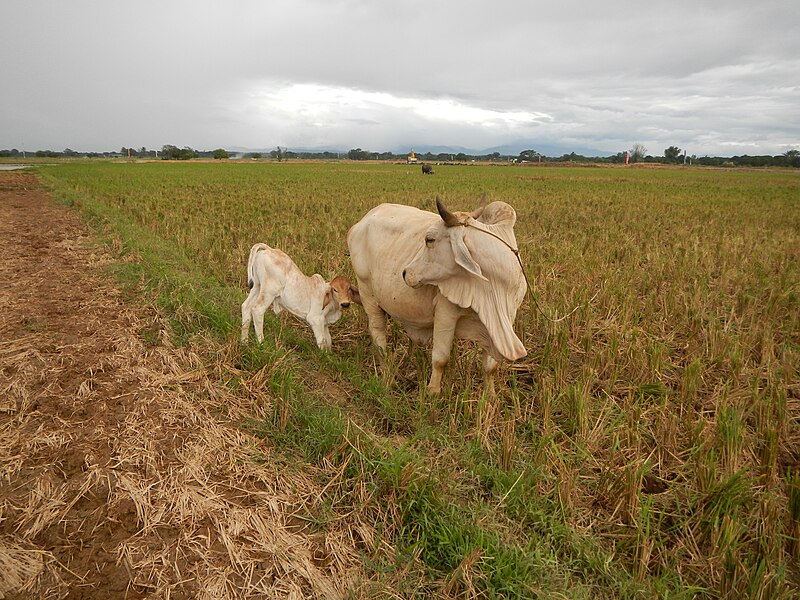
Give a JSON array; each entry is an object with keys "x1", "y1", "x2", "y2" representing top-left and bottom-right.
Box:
[
  {"x1": 241, "y1": 286, "x2": 258, "y2": 342},
  {"x1": 308, "y1": 315, "x2": 332, "y2": 351},
  {"x1": 251, "y1": 291, "x2": 277, "y2": 343}
]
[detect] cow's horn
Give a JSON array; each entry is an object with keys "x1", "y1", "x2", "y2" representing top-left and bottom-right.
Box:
[
  {"x1": 470, "y1": 193, "x2": 488, "y2": 219},
  {"x1": 436, "y1": 197, "x2": 461, "y2": 227}
]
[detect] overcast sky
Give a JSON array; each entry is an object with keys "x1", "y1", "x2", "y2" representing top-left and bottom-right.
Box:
[{"x1": 2, "y1": 1, "x2": 799, "y2": 156}]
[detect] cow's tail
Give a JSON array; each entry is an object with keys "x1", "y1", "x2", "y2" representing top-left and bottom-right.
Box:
[{"x1": 247, "y1": 243, "x2": 269, "y2": 289}]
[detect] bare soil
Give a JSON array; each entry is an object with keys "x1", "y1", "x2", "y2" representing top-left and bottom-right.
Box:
[{"x1": 0, "y1": 171, "x2": 374, "y2": 599}]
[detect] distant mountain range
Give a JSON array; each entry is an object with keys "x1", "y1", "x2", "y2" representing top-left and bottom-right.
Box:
[
  {"x1": 399, "y1": 142, "x2": 617, "y2": 158},
  {"x1": 227, "y1": 142, "x2": 617, "y2": 158}
]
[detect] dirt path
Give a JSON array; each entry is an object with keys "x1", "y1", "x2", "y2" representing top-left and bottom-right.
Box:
[{"x1": 0, "y1": 171, "x2": 374, "y2": 599}]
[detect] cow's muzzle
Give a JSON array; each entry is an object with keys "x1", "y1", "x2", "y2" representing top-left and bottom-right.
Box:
[{"x1": 402, "y1": 268, "x2": 423, "y2": 289}]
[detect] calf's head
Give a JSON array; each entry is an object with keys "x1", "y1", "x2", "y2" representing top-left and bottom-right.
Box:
[{"x1": 325, "y1": 276, "x2": 361, "y2": 309}]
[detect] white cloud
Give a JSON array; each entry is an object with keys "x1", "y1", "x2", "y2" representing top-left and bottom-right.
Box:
[
  {"x1": 256, "y1": 83, "x2": 551, "y2": 128},
  {"x1": 1, "y1": 1, "x2": 798, "y2": 155}
]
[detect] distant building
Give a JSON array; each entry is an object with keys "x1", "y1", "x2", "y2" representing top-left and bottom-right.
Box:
[{"x1": 407, "y1": 148, "x2": 418, "y2": 164}]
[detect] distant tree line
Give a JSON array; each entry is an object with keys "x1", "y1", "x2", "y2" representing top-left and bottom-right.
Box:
[{"x1": 1, "y1": 145, "x2": 798, "y2": 168}]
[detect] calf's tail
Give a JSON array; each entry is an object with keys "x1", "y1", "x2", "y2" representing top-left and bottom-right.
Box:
[{"x1": 247, "y1": 243, "x2": 270, "y2": 290}]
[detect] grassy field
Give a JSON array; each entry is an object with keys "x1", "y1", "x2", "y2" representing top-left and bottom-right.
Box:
[{"x1": 38, "y1": 161, "x2": 799, "y2": 598}]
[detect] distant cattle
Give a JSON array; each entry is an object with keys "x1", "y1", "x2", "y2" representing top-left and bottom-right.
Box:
[
  {"x1": 421, "y1": 163, "x2": 434, "y2": 175},
  {"x1": 241, "y1": 243, "x2": 360, "y2": 351},
  {"x1": 347, "y1": 195, "x2": 526, "y2": 394}
]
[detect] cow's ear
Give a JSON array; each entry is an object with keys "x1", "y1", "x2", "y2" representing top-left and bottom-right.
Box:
[
  {"x1": 323, "y1": 288, "x2": 333, "y2": 308},
  {"x1": 451, "y1": 228, "x2": 488, "y2": 281}
]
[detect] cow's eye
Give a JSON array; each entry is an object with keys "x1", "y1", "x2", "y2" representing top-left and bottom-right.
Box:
[{"x1": 425, "y1": 236, "x2": 434, "y2": 246}]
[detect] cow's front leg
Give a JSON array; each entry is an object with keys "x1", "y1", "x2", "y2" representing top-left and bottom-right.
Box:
[
  {"x1": 359, "y1": 288, "x2": 388, "y2": 351},
  {"x1": 428, "y1": 303, "x2": 460, "y2": 394},
  {"x1": 483, "y1": 352, "x2": 498, "y2": 398}
]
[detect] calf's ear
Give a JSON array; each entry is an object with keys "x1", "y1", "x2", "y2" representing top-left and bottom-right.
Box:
[
  {"x1": 350, "y1": 286, "x2": 362, "y2": 305},
  {"x1": 323, "y1": 288, "x2": 333, "y2": 309}
]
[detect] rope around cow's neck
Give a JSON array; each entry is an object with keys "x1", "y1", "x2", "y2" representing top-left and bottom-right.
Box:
[{"x1": 459, "y1": 219, "x2": 597, "y2": 324}]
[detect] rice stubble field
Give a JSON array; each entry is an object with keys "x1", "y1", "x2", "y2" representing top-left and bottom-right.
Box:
[{"x1": 2, "y1": 161, "x2": 798, "y2": 598}]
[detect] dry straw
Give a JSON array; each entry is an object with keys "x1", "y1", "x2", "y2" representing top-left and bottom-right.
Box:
[{"x1": 0, "y1": 173, "x2": 384, "y2": 598}]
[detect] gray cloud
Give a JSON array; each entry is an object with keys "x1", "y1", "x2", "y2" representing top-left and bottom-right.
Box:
[{"x1": 2, "y1": 1, "x2": 798, "y2": 155}]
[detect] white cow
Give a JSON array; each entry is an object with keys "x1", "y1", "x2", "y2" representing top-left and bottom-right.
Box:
[
  {"x1": 241, "y1": 243, "x2": 360, "y2": 350},
  {"x1": 347, "y1": 196, "x2": 526, "y2": 394}
]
